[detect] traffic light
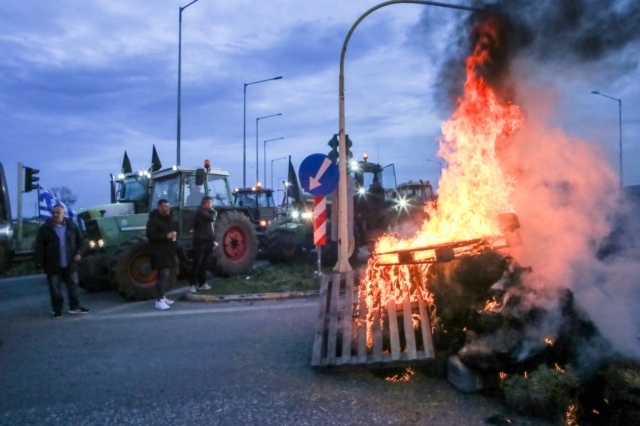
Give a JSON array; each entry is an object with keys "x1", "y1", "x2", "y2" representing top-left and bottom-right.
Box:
[
  {"x1": 327, "y1": 134, "x2": 339, "y2": 161},
  {"x1": 327, "y1": 134, "x2": 353, "y2": 162},
  {"x1": 24, "y1": 166, "x2": 40, "y2": 193}
]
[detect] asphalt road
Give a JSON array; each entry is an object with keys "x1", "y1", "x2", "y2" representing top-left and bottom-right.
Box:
[{"x1": 0, "y1": 275, "x2": 551, "y2": 426}]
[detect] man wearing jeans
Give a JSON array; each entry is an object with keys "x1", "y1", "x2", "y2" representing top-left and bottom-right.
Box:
[
  {"x1": 35, "y1": 205, "x2": 89, "y2": 318},
  {"x1": 146, "y1": 199, "x2": 177, "y2": 310}
]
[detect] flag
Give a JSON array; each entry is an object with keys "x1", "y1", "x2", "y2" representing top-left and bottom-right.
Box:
[
  {"x1": 150, "y1": 145, "x2": 162, "y2": 172},
  {"x1": 287, "y1": 156, "x2": 304, "y2": 208},
  {"x1": 121, "y1": 151, "x2": 132, "y2": 174},
  {"x1": 38, "y1": 186, "x2": 82, "y2": 228}
]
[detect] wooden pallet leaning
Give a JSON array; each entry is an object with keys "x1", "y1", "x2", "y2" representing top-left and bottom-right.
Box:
[{"x1": 311, "y1": 271, "x2": 435, "y2": 370}]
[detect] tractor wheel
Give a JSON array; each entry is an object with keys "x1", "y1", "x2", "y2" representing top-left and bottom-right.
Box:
[
  {"x1": 78, "y1": 254, "x2": 112, "y2": 292},
  {"x1": 264, "y1": 224, "x2": 299, "y2": 264},
  {"x1": 210, "y1": 211, "x2": 258, "y2": 277},
  {"x1": 110, "y1": 237, "x2": 177, "y2": 301}
]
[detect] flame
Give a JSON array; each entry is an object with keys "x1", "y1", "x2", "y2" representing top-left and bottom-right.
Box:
[
  {"x1": 555, "y1": 363, "x2": 565, "y2": 373},
  {"x1": 384, "y1": 367, "x2": 415, "y2": 382},
  {"x1": 362, "y1": 17, "x2": 524, "y2": 338},
  {"x1": 545, "y1": 338, "x2": 554, "y2": 346},
  {"x1": 499, "y1": 372, "x2": 507, "y2": 380},
  {"x1": 566, "y1": 405, "x2": 578, "y2": 426}
]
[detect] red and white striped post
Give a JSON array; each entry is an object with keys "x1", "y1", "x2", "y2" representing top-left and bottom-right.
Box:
[{"x1": 314, "y1": 196, "x2": 326, "y2": 274}]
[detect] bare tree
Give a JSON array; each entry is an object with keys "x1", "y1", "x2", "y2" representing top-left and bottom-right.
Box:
[{"x1": 50, "y1": 186, "x2": 77, "y2": 207}]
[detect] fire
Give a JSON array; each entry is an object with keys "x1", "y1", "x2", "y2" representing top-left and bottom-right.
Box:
[
  {"x1": 566, "y1": 405, "x2": 578, "y2": 426},
  {"x1": 384, "y1": 367, "x2": 415, "y2": 382},
  {"x1": 499, "y1": 372, "x2": 507, "y2": 380},
  {"x1": 362, "y1": 17, "x2": 524, "y2": 338},
  {"x1": 555, "y1": 363, "x2": 565, "y2": 373},
  {"x1": 545, "y1": 338, "x2": 554, "y2": 346}
]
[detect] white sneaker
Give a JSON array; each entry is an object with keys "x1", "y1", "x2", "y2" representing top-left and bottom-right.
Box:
[
  {"x1": 189, "y1": 285, "x2": 197, "y2": 294},
  {"x1": 162, "y1": 297, "x2": 174, "y2": 305},
  {"x1": 155, "y1": 300, "x2": 170, "y2": 310},
  {"x1": 198, "y1": 283, "x2": 212, "y2": 290}
]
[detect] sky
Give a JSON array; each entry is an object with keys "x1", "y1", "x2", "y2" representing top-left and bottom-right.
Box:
[{"x1": 1, "y1": 0, "x2": 639, "y2": 216}]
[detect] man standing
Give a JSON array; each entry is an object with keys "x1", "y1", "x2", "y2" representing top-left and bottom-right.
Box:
[
  {"x1": 189, "y1": 196, "x2": 217, "y2": 293},
  {"x1": 146, "y1": 199, "x2": 177, "y2": 310},
  {"x1": 35, "y1": 204, "x2": 89, "y2": 318}
]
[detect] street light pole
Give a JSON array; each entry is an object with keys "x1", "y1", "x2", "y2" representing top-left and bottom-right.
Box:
[
  {"x1": 591, "y1": 91, "x2": 623, "y2": 187},
  {"x1": 271, "y1": 157, "x2": 287, "y2": 190},
  {"x1": 264, "y1": 137, "x2": 284, "y2": 186},
  {"x1": 256, "y1": 113, "x2": 282, "y2": 184},
  {"x1": 335, "y1": 0, "x2": 482, "y2": 272},
  {"x1": 426, "y1": 158, "x2": 442, "y2": 178},
  {"x1": 243, "y1": 76, "x2": 282, "y2": 187},
  {"x1": 176, "y1": 0, "x2": 199, "y2": 167}
]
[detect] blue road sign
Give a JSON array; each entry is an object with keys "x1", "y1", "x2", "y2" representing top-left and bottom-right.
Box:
[{"x1": 299, "y1": 153, "x2": 339, "y2": 197}]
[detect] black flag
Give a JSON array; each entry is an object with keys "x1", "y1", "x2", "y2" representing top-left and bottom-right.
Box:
[
  {"x1": 121, "y1": 151, "x2": 133, "y2": 174},
  {"x1": 150, "y1": 145, "x2": 162, "y2": 173},
  {"x1": 287, "y1": 156, "x2": 304, "y2": 208}
]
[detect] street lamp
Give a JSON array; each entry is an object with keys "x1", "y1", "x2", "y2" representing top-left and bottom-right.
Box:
[
  {"x1": 591, "y1": 91, "x2": 623, "y2": 187},
  {"x1": 334, "y1": 0, "x2": 482, "y2": 272},
  {"x1": 256, "y1": 113, "x2": 282, "y2": 184},
  {"x1": 264, "y1": 137, "x2": 284, "y2": 186},
  {"x1": 271, "y1": 157, "x2": 287, "y2": 190},
  {"x1": 176, "y1": 0, "x2": 199, "y2": 166},
  {"x1": 426, "y1": 159, "x2": 442, "y2": 177},
  {"x1": 243, "y1": 76, "x2": 282, "y2": 186}
]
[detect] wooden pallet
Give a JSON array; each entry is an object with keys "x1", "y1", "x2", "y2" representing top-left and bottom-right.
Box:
[{"x1": 311, "y1": 271, "x2": 435, "y2": 370}]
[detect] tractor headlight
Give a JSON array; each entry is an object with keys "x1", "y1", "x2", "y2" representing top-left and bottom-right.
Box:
[
  {"x1": 358, "y1": 187, "x2": 366, "y2": 196},
  {"x1": 89, "y1": 240, "x2": 96, "y2": 249},
  {"x1": 291, "y1": 211, "x2": 300, "y2": 219},
  {"x1": 301, "y1": 212, "x2": 313, "y2": 220},
  {"x1": 98, "y1": 239, "x2": 104, "y2": 248},
  {"x1": 395, "y1": 196, "x2": 409, "y2": 211},
  {"x1": 259, "y1": 220, "x2": 267, "y2": 227}
]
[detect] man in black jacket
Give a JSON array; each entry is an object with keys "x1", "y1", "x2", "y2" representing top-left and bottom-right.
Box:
[
  {"x1": 35, "y1": 205, "x2": 89, "y2": 318},
  {"x1": 189, "y1": 196, "x2": 217, "y2": 293},
  {"x1": 146, "y1": 199, "x2": 177, "y2": 310}
]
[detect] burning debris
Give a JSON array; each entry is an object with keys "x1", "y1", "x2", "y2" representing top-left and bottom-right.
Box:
[{"x1": 355, "y1": 6, "x2": 640, "y2": 425}]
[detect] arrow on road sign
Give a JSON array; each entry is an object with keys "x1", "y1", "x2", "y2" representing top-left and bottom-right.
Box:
[{"x1": 309, "y1": 158, "x2": 333, "y2": 190}]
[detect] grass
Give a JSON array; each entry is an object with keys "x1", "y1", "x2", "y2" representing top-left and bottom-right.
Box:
[{"x1": 198, "y1": 261, "x2": 330, "y2": 296}]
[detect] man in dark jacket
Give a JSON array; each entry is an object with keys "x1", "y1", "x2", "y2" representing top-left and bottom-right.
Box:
[
  {"x1": 35, "y1": 204, "x2": 89, "y2": 318},
  {"x1": 146, "y1": 199, "x2": 177, "y2": 310},
  {"x1": 189, "y1": 196, "x2": 217, "y2": 293}
]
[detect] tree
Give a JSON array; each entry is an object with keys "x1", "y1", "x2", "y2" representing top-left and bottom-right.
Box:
[{"x1": 50, "y1": 186, "x2": 77, "y2": 207}]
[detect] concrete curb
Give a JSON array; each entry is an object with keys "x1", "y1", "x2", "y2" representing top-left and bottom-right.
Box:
[{"x1": 184, "y1": 289, "x2": 320, "y2": 303}]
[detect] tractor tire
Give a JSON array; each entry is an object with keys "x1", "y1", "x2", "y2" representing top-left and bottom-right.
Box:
[
  {"x1": 210, "y1": 211, "x2": 258, "y2": 277},
  {"x1": 78, "y1": 254, "x2": 112, "y2": 292},
  {"x1": 264, "y1": 224, "x2": 300, "y2": 264},
  {"x1": 110, "y1": 237, "x2": 178, "y2": 301}
]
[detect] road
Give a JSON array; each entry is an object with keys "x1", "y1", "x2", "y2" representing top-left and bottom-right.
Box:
[{"x1": 0, "y1": 275, "x2": 550, "y2": 426}]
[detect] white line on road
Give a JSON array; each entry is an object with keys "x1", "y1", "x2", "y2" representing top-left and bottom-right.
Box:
[{"x1": 83, "y1": 301, "x2": 318, "y2": 321}]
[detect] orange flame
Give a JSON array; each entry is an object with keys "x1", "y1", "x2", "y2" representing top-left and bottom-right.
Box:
[{"x1": 362, "y1": 18, "x2": 524, "y2": 332}]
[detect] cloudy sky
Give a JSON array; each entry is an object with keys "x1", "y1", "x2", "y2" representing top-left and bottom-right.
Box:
[{"x1": 1, "y1": 0, "x2": 638, "y2": 215}]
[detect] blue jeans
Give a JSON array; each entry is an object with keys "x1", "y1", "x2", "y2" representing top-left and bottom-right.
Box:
[
  {"x1": 47, "y1": 268, "x2": 80, "y2": 314},
  {"x1": 156, "y1": 268, "x2": 171, "y2": 301}
]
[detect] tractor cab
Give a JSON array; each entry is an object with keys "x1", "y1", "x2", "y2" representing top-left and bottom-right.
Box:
[
  {"x1": 232, "y1": 184, "x2": 278, "y2": 234},
  {"x1": 115, "y1": 172, "x2": 151, "y2": 213},
  {"x1": 395, "y1": 180, "x2": 436, "y2": 206},
  {"x1": 148, "y1": 166, "x2": 232, "y2": 241}
]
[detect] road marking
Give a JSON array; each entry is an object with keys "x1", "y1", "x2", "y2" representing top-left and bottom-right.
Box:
[{"x1": 83, "y1": 301, "x2": 317, "y2": 321}]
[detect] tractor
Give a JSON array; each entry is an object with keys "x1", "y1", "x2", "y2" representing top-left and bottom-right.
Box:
[
  {"x1": 390, "y1": 180, "x2": 437, "y2": 226},
  {"x1": 77, "y1": 157, "x2": 258, "y2": 300},
  {"x1": 231, "y1": 183, "x2": 279, "y2": 246}
]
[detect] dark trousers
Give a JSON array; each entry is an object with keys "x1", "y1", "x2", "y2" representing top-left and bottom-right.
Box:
[
  {"x1": 47, "y1": 267, "x2": 80, "y2": 314},
  {"x1": 189, "y1": 239, "x2": 214, "y2": 286},
  {"x1": 156, "y1": 268, "x2": 171, "y2": 301}
]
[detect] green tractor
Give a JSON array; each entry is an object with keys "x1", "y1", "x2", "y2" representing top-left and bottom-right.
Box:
[
  {"x1": 231, "y1": 184, "x2": 280, "y2": 246},
  {"x1": 264, "y1": 144, "x2": 400, "y2": 266},
  {"x1": 389, "y1": 179, "x2": 437, "y2": 226},
  {"x1": 77, "y1": 156, "x2": 258, "y2": 300}
]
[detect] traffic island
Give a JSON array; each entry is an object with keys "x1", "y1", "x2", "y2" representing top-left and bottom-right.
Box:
[{"x1": 183, "y1": 262, "x2": 325, "y2": 303}]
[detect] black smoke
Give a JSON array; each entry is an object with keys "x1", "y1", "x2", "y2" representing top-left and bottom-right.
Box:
[{"x1": 429, "y1": 0, "x2": 640, "y2": 110}]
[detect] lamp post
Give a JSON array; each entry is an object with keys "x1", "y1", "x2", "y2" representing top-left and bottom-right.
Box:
[
  {"x1": 271, "y1": 157, "x2": 287, "y2": 189},
  {"x1": 426, "y1": 158, "x2": 442, "y2": 177},
  {"x1": 591, "y1": 91, "x2": 623, "y2": 187},
  {"x1": 256, "y1": 113, "x2": 282, "y2": 184},
  {"x1": 335, "y1": 0, "x2": 482, "y2": 272},
  {"x1": 176, "y1": 0, "x2": 199, "y2": 166},
  {"x1": 264, "y1": 137, "x2": 284, "y2": 186},
  {"x1": 243, "y1": 76, "x2": 282, "y2": 186}
]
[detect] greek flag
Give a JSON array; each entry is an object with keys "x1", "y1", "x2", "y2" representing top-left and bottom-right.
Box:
[{"x1": 38, "y1": 186, "x2": 82, "y2": 227}]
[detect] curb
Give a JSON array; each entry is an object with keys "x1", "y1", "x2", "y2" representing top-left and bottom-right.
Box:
[{"x1": 184, "y1": 289, "x2": 320, "y2": 303}]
